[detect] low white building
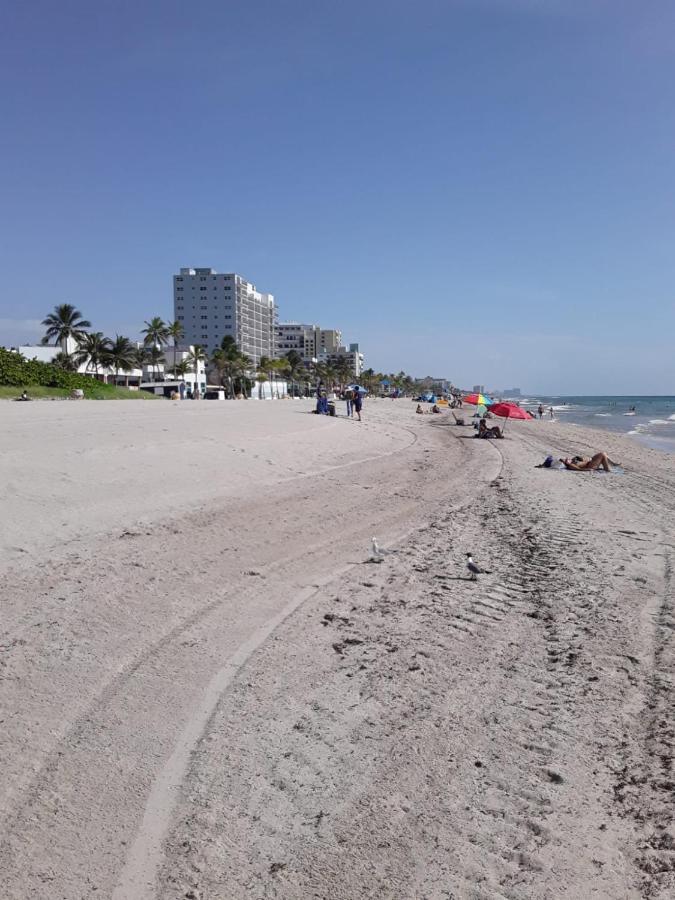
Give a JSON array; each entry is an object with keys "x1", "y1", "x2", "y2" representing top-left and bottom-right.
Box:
[{"x1": 18, "y1": 341, "x2": 207, "y2": 396}]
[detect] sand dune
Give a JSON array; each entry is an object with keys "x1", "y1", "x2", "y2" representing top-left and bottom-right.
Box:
[{"x1": 1, "y1": 400, "x2": 673, "y2": 898}]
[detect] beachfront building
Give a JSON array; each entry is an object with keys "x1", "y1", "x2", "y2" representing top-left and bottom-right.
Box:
[
  {"x1": 276, "y1": 323, "x2": 364, "y2": 377},
  {"x1": 336, "y1": 343, "x2": 364, "y2": 378},
  {"x1": 173, "y1": 268, "x2": 276, "y2": 367},
  {"x1": 276, "y1": 323, "x2": 342, "y2": 361}
]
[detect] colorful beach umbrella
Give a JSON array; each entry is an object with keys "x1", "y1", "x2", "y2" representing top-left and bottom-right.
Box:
[{"x1": 463, "y1": 392, "x2": 494, "y2": 406}]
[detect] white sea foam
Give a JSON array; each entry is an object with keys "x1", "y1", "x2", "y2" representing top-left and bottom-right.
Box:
[
  {"x1": 648, "y1": 419, "x2": 670, "y2": 426},
  {"x1": 595, "y1": 413, "x2": 612, "y2": 417},
  {"x1": 669, "y1": 413, "x2": 675, "y2": 421}
]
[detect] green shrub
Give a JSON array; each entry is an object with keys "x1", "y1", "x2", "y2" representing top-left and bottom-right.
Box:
[{"x1": 0, "y1": 348, "x2": 149, "y2": 398}]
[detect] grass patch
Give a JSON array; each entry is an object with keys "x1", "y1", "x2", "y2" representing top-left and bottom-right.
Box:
[{"x1": 0, "y1": 384, "x2": 159, "y2": 400}]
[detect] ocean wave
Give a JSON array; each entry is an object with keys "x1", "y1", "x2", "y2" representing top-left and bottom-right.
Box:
[
  {"x1": 648, "y1": 419, "x2": 671, "y2": 426},
  {"x1": 594, "y1": 413, "x2": 612, "y2": 417},
  {"x1": 669, "y1": 413, "x2": 675, "y2": 421}
]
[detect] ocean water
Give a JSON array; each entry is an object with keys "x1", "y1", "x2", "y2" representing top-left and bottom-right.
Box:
[{"x1": 505, "y1": 396, "x2": 675, "y2": 454}]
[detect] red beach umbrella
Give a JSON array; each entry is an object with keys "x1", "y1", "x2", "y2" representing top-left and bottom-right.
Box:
[
  {"x1": 489, "y1": 402, "x2": 531, "y2": 432},
  {"x1": 490, "y1": 402, "x2": 530, "y2": 420}
]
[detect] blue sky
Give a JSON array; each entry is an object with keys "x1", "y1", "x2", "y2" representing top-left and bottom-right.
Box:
[{"x1": 1, "y1": 0, "x2": 674, "y2": 393}]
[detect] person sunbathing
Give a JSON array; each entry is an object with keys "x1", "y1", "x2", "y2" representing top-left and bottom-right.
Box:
[
  {"x1": 560, "y1": 453, "x2": 620, "y2": 472},
  {"x1": 477, "y1": 420, "x2": 503, "y2": 439},
  {"x1": 416, "y1": 404, "x2": 425, "y2": 414}
]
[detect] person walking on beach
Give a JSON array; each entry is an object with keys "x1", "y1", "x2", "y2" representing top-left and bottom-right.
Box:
[
  {"x1": 538, "y1": 404, "x2": 544, "y2": 419},
  {"x1": 344, "y1": 387, "x2": 354, "y2": 417},
  {"x1": 353, "y1": 390, "x2": 363, "y2": 421}
]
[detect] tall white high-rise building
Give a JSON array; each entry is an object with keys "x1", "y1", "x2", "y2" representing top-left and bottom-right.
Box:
[{"x1": 173, "y1": 268, "x2": 276, "y2": 366}]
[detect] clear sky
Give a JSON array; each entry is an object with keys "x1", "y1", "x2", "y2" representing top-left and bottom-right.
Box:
[{"x1": 1, "y1": 0, "x2": 674, "y2": 393}]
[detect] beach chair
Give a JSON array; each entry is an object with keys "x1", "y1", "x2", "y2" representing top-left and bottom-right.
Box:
[{"x1": 452, "y1": 412, "x2": 466, "y2": 426}]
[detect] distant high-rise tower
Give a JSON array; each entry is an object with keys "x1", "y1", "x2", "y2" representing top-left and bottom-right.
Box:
[{"x1": 173, "y1": 268, "x2": 276, "y2": 367}]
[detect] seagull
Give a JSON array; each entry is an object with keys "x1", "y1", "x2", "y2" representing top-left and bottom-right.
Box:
[
  {"x1": 466, "y1": 553, "x2": 490, "y2": 580},
  {"x1": 371, "y1": 537, "x2": 384, "y2": 562}
]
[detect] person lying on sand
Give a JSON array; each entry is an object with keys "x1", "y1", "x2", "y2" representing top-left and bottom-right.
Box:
[
  {"x1": 477, "y1": 420, "x2": 503, "y2": 439},
  {"x1": 560, "y1": 452, "x2": 620, "y2": 472}
]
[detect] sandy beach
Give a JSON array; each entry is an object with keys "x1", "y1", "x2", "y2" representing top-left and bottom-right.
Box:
[{"x1": 0, "y1": 399, "x2": 673, "y2": 899}]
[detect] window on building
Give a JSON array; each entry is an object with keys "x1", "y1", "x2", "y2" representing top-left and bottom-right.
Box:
[
  {"x1": 201, "y1": 315, "x2": 208, "y2": 319},
  {"x1": 200, "y1": 277, "x2": 206, "y2": 282},
  {"x1": 200, "y1": 287, "x2": 207, "y2": 291},
  {"x1": 176, "y1": 287, "x2": 183, "y2": 292},
  {"x1": 177, "y1": 316, "x2": 184, "y2": 321},
  {"x1": 176, "y1": 277, "x2": 183, "y2": 282}
]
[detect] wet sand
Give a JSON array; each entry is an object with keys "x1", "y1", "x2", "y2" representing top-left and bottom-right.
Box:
[{"x1": 1, "y1": 399, "x2": 673, "y2": 898}]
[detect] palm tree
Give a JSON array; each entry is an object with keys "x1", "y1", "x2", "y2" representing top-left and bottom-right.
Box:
[
  {"x1": 131, "y1": 345, "x2": 148, "y2": 378},
  {"x1": 142, "y1": 316, "x2": 169, "y2": 347},
  {"x1": 315, "y1": 361, "x2": 337, "y2": 393},
  {"x1": 211, "y1": 336, "x2": 248, "y2": 398},
  {"x1": 273, "y1": 358, "x2": 291, "y2": 398},
  {"x1": 258, "y1": 355, "x2": 275, "y2": 399},
  {"x1": 283, "y1": 351, "x2": 305, "y2": 397},
  {"x1": 210, "y1": 348, "x2": 230, "y2": 395},
  {"x1": 74, "y1": 332, "x2": 112, "y2": 378},
  {"x1": 52, "y1": 350, "x2": 79, "y2": 372},
  {"x1": 334, "y1": 357, "x2": 352, "y2": 392},
  {"x1": 146, "y1": 346, "x2": 165, "y2": 381},
  {"x1": 141, "y1": 317, "x2": 169, "y2": 378},
  {"x1": 186, "y1": 344, "x2": 206, "y2": 373},
  {"x1": 256, "y1": 369, "x2": 269, "y2": 399},
  {"x1": 235, "y1": 354, "x2": 252, "y2": 398},
  {"x1": 41, "y1": 304, "x2": 91, "y2": 348},
  {"x1": 108, "y1": 335, "x2": 136, "y2": 386},
  {"x1": 169, "y1": 359, "x2": 191, "y2": 378},
  {"x1": 166, "y1": 320, "x2": 184, "y2": 375}
]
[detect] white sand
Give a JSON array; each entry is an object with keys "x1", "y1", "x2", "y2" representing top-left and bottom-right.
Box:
[{"x1": 0, "y1": 399, "x2": 673, "y2": 899}]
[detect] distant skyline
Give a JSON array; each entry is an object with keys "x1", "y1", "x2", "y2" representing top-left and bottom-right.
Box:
[{"x1": 2, "y1": 0, "x2": 674, "y2": 393}]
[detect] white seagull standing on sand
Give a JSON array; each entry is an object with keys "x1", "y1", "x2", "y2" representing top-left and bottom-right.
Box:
[{"x1": 466, "y1": 553, "x2": 490, "y2": 581}]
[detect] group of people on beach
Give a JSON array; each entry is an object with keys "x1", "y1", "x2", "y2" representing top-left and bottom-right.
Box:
[{"x1": 315, "y1": 385, "x2": 363, "y2": 421}]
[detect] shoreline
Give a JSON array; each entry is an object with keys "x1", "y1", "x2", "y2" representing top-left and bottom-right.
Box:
[{"x1": 1, "y1": 400, "x2": 673, "y2": 898}]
